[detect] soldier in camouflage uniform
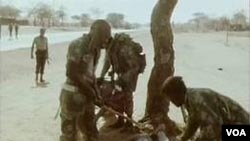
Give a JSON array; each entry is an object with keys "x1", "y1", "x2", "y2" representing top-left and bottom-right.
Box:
[
  {"x1": 59, "y1": 20, "x2": 111, "y2": 141},
  {"x1": 99, "y1": 33, "x2": 146, "y2": 129},
  {"x1": 161, "y1": 76, "x2": 250, "y2": 141}
]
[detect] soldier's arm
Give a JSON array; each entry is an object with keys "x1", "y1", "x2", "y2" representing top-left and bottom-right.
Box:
[
  {"x1": 66, "y1": 43, "x2": 96, "y2": 99},
  {"x1": 181, "y1": 112, "x2": 199, "y2": 141},
  {"x1": 66, "y1": 60, "x2": 95, "y2": 97},
  {"x1": 31, "y1": 37, "x2": 36, "y2": 58}
]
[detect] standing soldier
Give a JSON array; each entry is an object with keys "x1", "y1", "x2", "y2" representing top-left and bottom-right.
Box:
[
  {"x1": 0, "y1": 23, "x2": 2, "y2": 39},
  {"x1": 161, "y1": 76, "x2": 250, "y2": 141},
  {"x1": 99, "y1": 33, "x2": 146, "y2": 130},
  {"x1": 31, "y1": 28, "x2": 49, "y2": 83},
  {"x1": 59, "y1": 20, "x2": 111, "y2": 141},
  {"x1": 15, "y1": 23, "x2": 19, "y2": 39},
  {"x1": 8, "y1": 23, "x2": 13, "y2": 39}
]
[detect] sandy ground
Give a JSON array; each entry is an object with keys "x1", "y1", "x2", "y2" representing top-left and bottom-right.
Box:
[{"x1": 0, "y1": 29, "x2": 249, "y2": 141}]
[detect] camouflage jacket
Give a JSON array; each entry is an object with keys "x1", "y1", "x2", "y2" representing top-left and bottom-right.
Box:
[
  {"x1": 66, "y1": 34, "x2": 99, "y2": 85},
  {"x1": 181, "y1": 88, "x2": 250, "y2": 140},
  {"x1": 101, "y1": 33, "x2": 145, "y2": 76}
]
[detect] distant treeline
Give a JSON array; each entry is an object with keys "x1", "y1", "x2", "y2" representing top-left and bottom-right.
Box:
[
  {"x1": 0, "y1": 3, "x2": 141, "y2": 29},
  {"x1": 0, "y1": 17, "x2": 29, "y2": 25},
  {"x1": 173, "y1": 11, "x2": 249, "y2": 32}
]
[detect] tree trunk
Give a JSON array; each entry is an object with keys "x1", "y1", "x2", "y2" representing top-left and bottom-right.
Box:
[{"x1": 144, "y1": 0, "x2": 178, "y2": 134}]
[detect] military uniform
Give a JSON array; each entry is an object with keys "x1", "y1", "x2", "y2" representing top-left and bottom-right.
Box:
[
  {"x1": 15, "y1": 23, "x2": 19, "y2": 39},
  {"x1": 100, "y1": 33, "x2": 145, "y2": 125},
  {"x1": 60, "y1": 35, "x2": 99, "y2": 141},
  {"x1": 181, "y1": 88, "x2": 250, "y2": 141}
]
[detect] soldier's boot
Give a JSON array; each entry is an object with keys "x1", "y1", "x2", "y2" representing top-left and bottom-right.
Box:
[
  {"x1": 109, "y1": 116, "x2": 124, "y2": 128},
  {"x1": 40, "y1": 74, "x2": 45, "y2": 83}
]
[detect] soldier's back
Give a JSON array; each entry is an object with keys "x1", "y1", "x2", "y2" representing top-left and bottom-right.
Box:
[
  {"x1": 186, "y1": 88, "x2": 250, "y2": 124},
  {"x1": 110, "y1": 33, "x2": 145, "y2": 73}
]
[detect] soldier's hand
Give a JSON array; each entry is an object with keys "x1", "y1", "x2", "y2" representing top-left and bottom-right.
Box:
[{"x1": 94, "y1": 96, "x2": 104, "y2": 107}]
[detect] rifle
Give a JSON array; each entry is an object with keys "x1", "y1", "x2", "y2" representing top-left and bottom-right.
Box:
[
  {"x1": 101, "y1": 105, "x2": 154, "y2": 133},
  {"x1": 93, "y1": 79, "x2": 153, "y2": 133}
]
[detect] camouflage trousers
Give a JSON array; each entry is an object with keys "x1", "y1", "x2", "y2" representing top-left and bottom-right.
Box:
[
  {"x1": 120, "y1": 90, "x2": 135, "y2": 121},
  {"x1": 59, "y1": 88, "x2": 98, "y2": 141},
  {"x1": 115, "y1": 69, "x2": 138, "y2": 118}
]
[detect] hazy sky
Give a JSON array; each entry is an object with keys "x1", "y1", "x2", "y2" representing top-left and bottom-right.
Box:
[{"x1": 1, "y1": 0, "x2": 248, "y2": 23}]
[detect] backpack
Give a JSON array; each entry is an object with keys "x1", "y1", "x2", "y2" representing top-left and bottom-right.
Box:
[{"x1": 108, "y1": 33, "x2": 146, "y2": 74}]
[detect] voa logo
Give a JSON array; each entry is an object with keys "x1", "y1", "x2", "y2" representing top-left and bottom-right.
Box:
[{"x1": 226, "y1": 129, "x2": 246, "y2": 136}]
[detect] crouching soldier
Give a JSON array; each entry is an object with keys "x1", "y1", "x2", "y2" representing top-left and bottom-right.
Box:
[
  {"x1": 161, "y1": 76, "x2": 250, "y2": 141},
  {"x1": 59, "y1": 20, "x2": 112, "y2": 141},
  {"x1": 99, "y1": 33, "x2": 146, "y2": 130}
]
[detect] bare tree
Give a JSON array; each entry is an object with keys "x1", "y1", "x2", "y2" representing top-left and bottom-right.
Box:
[
  {"x1": 106, "y1": 13, "x2": 124, "y2": 28},
  {"x1": 232, "y1": 11, "x2": 247, "y2": 25},
  {"x1": 144, "y1": 0, "x2": 180, "y2": 137},
  {"x1": 28, "y1": 3, "x2": 54, "y2": 26},
  {"x1": 80, "y1": 13, "x2": 92, "y2": 27},
  {"x1": 90, "y1": 7, "x2": 103, "y2": 19},
  {"x1": 71, "y1": 15, "x2": 80, "y2": 21},
  {"x1": 191, "y1": 12, "x2": 208, "y2": 30},
  {"x1": 0, "y1": 5, "x2": 21, "y2": 18},
  {"x1": 56, "y1": 6, "x2": 66, "y2": 26},
  {"x1": 28, "y1": 7, "x2": 38, "y2": 25},
  {"x1": 218, "y1": 16, "x2": 230, "y2": 31}
]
